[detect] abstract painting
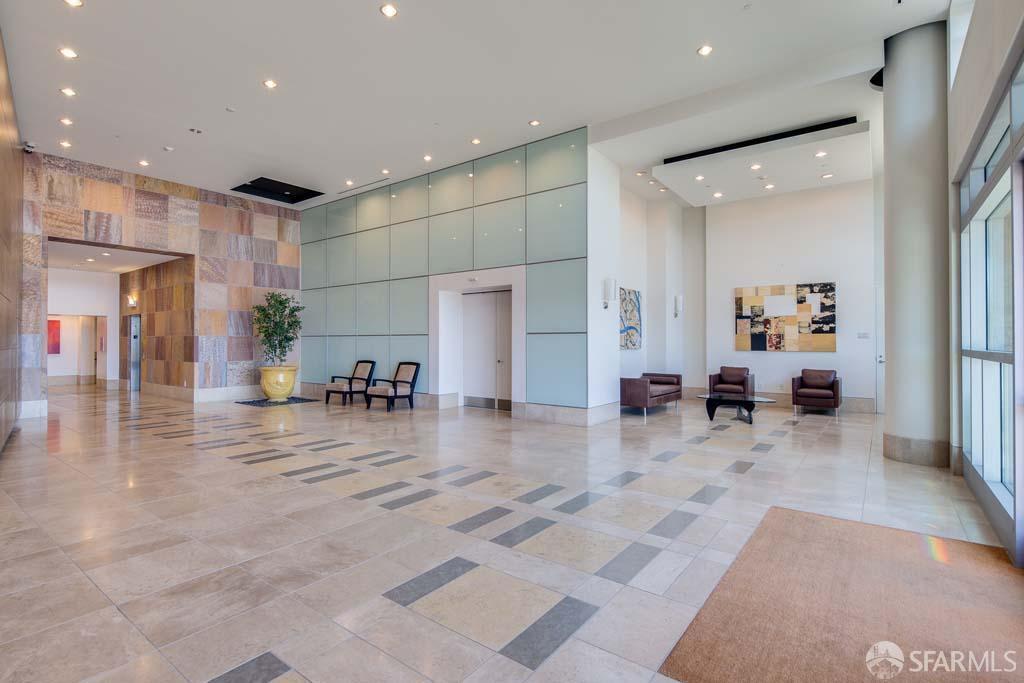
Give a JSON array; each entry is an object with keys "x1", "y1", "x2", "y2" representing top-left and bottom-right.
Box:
[
  {"x1": 619, "y1": 287, "x2": 642, "y2": 350},
  {"x1": 47, "y1": 319, "x2": 61, "y2": 355},
  {"x1": 734, "y1": 282, "x2": 836, "y2": 352}
]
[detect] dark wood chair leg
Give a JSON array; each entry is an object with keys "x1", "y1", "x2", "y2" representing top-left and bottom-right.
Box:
[
  {"x1": 365, "y1": 394, "x2": 372, "y2": 409},
  {"x1": 407, "y1": 395, "x2": 414, "y2": 410},
  {"x1": 324, "y1": 392, "x2": 331, "y2": 405},
  {"x1": 387, "y1": 398, "x2": 393, "y2": 412}
]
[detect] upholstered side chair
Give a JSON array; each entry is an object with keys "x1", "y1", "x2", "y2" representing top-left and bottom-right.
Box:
[
  {"x1": 325, "y1": 360, "x2": 376, "y2": 406},
  {"x1": 366, "y1": 361, "x2": 421, "y2": 412}
]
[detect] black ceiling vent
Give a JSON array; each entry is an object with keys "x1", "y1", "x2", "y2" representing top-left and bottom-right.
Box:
[{"x1": 231, "y1": 177, "x2": 322, "y2": 204}]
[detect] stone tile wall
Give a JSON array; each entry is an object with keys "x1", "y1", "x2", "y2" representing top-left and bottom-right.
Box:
[{"x1": 0, "y1": 32, "x2": 23, "y2": 441}]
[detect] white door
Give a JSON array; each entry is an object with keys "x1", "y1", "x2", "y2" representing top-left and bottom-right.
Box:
[
  {"x1": 495, "y1": 290, "x2": 512, "y2": 409},
  {"x1": 461, "y1": 291, "x2": 512, "y2": 410}
]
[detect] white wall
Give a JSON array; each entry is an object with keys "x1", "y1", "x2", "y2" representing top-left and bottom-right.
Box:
[
  {"x1": 46, "y1": 315, "x2": 84, "y2": 377},
  {"x1": 706, "y1": 181, "x2": 877, "y2": 400},
  {"x1": 586, "y1": 148, "x2": 622, "y2": 408},
  {"x1": 679, "y1": 206, "x2": 707, "y2": 389},
  {"x1": 619, "y1": 189, "x2": 648, "y2": 377},
  {"x1": 47, "y1": 268, "x2": 120, "y2": 382}
]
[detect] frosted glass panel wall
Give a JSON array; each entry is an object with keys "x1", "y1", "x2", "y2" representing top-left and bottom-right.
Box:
[{"x1": 300, "y1": 128, "x2": 587, "y2": 405}]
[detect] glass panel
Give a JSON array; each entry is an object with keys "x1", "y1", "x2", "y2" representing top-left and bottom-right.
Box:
[
  {"x1": 969, "y1": 219, "x2": 986, "y2": 348},
  {"x1": 390, "y1": 219, "x2": 428, "y2": 279},
  {"x1": 1001, "y1": 362, "x2": 1014, "y2": 495},
  {"x1": 985, "y1": 193, "x2": 1012, "y2": 351},
  {"x1": 300, "y1": 205, "x2": 325, "y2": 243},
  {"x1": 526, "y1": 183, "x2": 587, "y2": 262},
  {"x1": 356, "y1": 282, "x2": 389, "y2": 335},
  {"x1": 526, "y1": 128, "x2": 587, "y2": 194},
  {"x1": 355, "y1": 336, "x2": 389, "y2": 379},
  {"x1": 389, "y1": 277, "x2": 428, "y2": 335},
  {"x1": 356, "y1": 187, "x2": 390, "y2": 231},
  {"x1": 1013, "y1": 58, "x2": 1024, "y2": 135},
  {"x1": 966, "y1": 94, "x2": 1009, "y2": 212},
  {"x1": 326, "y1": 234, "x2": 356, "y2": 286},
  {"x1": 325, "y1": 285, "x2": 356, "y2": 335},
  {"x1": 356, "y1": 227, "x2": 390, "y2": 283},
  {"x1": 985, "y1": 129, "x2": 1011, "y2": 180},
  {"x1": 960, "y1": 228, "x2": 970, "y2": 349},
  {"x1": 526, "y1": 259, "x2": 587, "y2": 333},
  {"x1": 428, "y1": 208, "x2": 474, "y2": 275},
  {"x1": 474, "y1": 197, "x2": 526, "y2": 269},
  {"x1": 971, "y1": 357, "x2": 983, "y2": 466},
  {"x1": 982, "y1": 360, "x2": 1002, "y2": 481},
  {"x1": 300, "y1": 336, "x2": 326, "y2": 383},
  {"x1": 390, "y1": 176, "x2": 429, "y2": 224},
  {"x1": 526, "y1": 333, "x2": 587, "y2": 407},
  {"x1": 428, "y1": 162, "x2": 474, "y2": 215},
  {"x1": 326, "y1": 197, "x2": 356, "y2": 237},
  {"x1": 473, "y1": 147, "x2": 525, "y2": 205},
  {"x1": 962, "y1": 359, "x2": 971, "y2": 462},
  {"x1": 388, "y1": 335, "x2": 429, "y2": 393},
  {"x1": 326, "y1": 336, "x2": 357, "y2": 382},
  {"x1": 300, "y1": 241, "x2": 327, "y2": 290},
  {"x1": 299, "y1": 288, "x2": 326, "y2": 336}
]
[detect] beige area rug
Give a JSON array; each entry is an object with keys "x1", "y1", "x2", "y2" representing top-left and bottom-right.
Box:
[{"x1": 660, "y1": 507, "x2": 1024, "y2": 682}]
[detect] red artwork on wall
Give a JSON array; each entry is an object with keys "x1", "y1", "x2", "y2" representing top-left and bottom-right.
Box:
[{"x1": 47, "y1": 319, "x2": 61, "y2": 355}]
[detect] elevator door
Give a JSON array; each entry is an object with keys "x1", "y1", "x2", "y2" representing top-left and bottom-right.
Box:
[
  {"x1": 129, "y1": 315, "x2": 141, "y2": 392},
  {"x1": 462, "y1": 290, "x2": 512, "y2": 410}
]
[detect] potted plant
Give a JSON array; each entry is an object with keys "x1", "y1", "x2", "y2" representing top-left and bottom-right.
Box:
[{"x1": 252, "y1": 292, "x2": 304, "y2": 401}]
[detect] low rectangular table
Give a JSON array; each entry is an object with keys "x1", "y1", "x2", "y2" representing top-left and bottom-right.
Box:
[{"x1": 697, "y1": 393, "x2": 776, "y2": 424}]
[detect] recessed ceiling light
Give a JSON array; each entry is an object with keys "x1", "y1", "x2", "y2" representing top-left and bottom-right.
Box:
[
  {"x1": 60, "y1": 87, "x2": 76, "y2": 97},
  {"x1": 381, "y1": 169, "x2": 390, "y2": 175},
  {"x1": 635, "y1": 171, "x2": 647, "y2": 177},
  {"x1": 263, "y1": 79, "x2": 277, "y2": 89},
  {"x1": 467, "y1": 173, "x2": 474, "y2": 178},
  {"x1": 659, "y1": 187, "x2": 667, "y2": 192},
  {"x1": 64, "y1": 0, "x2": 83, "y2": 7},
  {"x1": 345, "y1": 179, "x2": 354, "y2": 186},
  {"x1": 59, "y1": 47, "x2": 78, "y2": 59},
  {"x1": 695, "y1": 175, "x2": 704, "y2": 181},
  {"x1": 59, "y1": 117, "x2": 73, "y2": 126},
  {"x1": 697, "y1": 44, "x2": 713, "y2": 57},
  {"x1": 648, "y1": 180, "x2": 656, "y2": 185},
  {"x1": 423, "y1": 155, "x2": 432, "y2": 162},
  {"x1": 764, "y1": 184, "x2": 775, "y2": 190},
  {"x1": 713, "y1": 191, "x2": 723, "y2": 198},
  {"x1": 59, "y1": 140, "x2": 71, "y2": 148},
  {"x1": 750, "y1": 163, "x2": 762, "y2": 170},
  {"x1": 139, "y1": 160, "x2": 149, "y2": 167},
  {"x1": 815, "y1": 150, "x2": 828, "y2": 158},
  {"x1": 528, "y1": 119, "x2": 541, "y2": 127},
  {"x1": 85, "y1": 258, "x2": 95, "y2": 262},
  {"x1": 821, "y1": 173, "x2": 834, "y2": 179},
  {"x1": 380, "y1": 3, "x2": 398, "y2": 18},
  {"x1": 163, "y1": 145, "x2": 174, "y2": 152},
  {"x1": 101, "y1": 252, "x2": 110, "y2": 256}
]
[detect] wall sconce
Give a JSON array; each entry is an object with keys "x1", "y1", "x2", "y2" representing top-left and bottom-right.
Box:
[
  {"x1": 602, "y1": 278, "x2": 617, "y2": 310},
  {"x1": 126, "y1": 295, "x2": 138, "y2": 308},
  {"x1": 674, "y1": 294, "x2": 683, "y2": 318}
]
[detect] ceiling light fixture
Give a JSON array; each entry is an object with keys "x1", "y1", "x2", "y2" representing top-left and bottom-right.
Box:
[
  {"x1": 648, "y1": 180, "x2": 656, "y2": 185},
  {"x1": 695, "y1": 175, "x2": 704, "y2": 181},
  {"x1": 821, "y1": 173, "x2": 834, "y2": 179},
  {"x1": 749, "y1": 163, "x2": 762, "y2": 170},
  {"x1": 659, "y1": 187, "x2": 667, "y2": 192},
  {"x1": 59, "y1": 117, "x2": 73, "y2": 126},
  {"x1": 423, "y1": 155, "x2": 432, "y2": 162},
  {"x1": 85, "y1": 258, "x2": 95, "y2": 262},
  {"x1": 345, "y1": 179, "x2": 354, "y2": 186},
  {"x1": 815, "y1": 150, "x2": 828, "y2": 158},
  {"x1": 764, "y1": 184, "x2": 775, "y2": 190},
  {"x1": 59, "y1": 140, "x2": 71, "y2": 148},
  {"x1": 64, "y1": 0, "x2": 83, "y2": 7},
  {"x1": 528, "y1": 119, "x2": 541, "y2": 127},
  {"x1": 697, "y1": 44, "x2": 713, "y2": 57},
  {"x1": 59, "y1": 47, "x2": 78, "y2": 59},
  {"x1": 635, "y1": 171, "x2": 647, "y2": 177},
  {"x1": 471, "y1": 138, "x2": 481, "y2": 145},
  {"x1": 163, "y1": 145, "x2": 174, "y2": 152},
  {"x1": 139, "y1": 160, "x2": 149, "y2": 167},
  {"x1": 713, "y1": 191, "x2": 723, "y2": 198},
  {"x1": 101, "y1": 252, "x2": 110, "y2": 256},
  {"x1": 60, "y1": 87, "x2": 76, "y2": 97},
  {"x1": 381, "y1": 169, "x2": 390, "y2": 175},
  {"x1": 467, "y1": 173, "x2": 474, "y2": 178},
  {"x1": 262, "y1": 79, "x2": 277, "y2": 89},
  {"x1": 380, "y1": 3, "x2": 398, "y2": 18}
]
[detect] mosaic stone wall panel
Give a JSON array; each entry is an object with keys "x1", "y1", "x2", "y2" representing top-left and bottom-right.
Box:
[
  {"x1": 734, "y1": 282, "x2": 836, "y2": 352},
  {"x1": 20, "y1": 152, "x2": 301, "y2": 400},
  {"x1": 0, "y1": 32, "x2": 23, "y2": 444}
]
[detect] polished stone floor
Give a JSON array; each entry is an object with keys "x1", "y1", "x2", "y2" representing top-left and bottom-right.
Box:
[{"x1": 0, "y1": 387, "x2": 997, "y2": 682}]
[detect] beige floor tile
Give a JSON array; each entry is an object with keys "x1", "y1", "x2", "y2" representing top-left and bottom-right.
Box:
[
  {"x1": 575, "y1": 495, "x2": 674, "y2": 532},
  {"x1": 462, "y1": 654, "x2": 531, "y2": 683},
  {"x1": 397, "y1": 491, "x2": 492, "y2": 526},
  {"x1": 516, "y1": 523, "x2": 631, "y2": 573},
  {"x1": 252, "y1": 455, "x2": 329, "y2": 475},
  {"x1": 627, "y1": 550, "x2": 693, "y2": 595},
  {"x1": 201, "y1": 517, "x2": 319, "y2": 563},
  {"x1": 86, "y1": 540, "x2": 233, "y2": 604},
  {"x1": 62, "y1": 522, "x2": 191, "y2": 571},
  {"x1": 295, "y1": 556, "x2": 418, "y2": 619},
  {"x1": 624, "y1": 474, "x2": 706, "y2": 500},
  {"x1": 286, "y1": 497, "x2": 387, "y2": 533},
  {"x1": 460, "y1": 473, "x2": 542, "y2": 500},
  {"x1": 662, "y1": 557, "x2": 730, "y2": 608},
  {"x1": 81, "y1": 652, "x2": 185, "y2": 682},
  {"x1": 287, "y1": 634, "x2": 428, "y2": 683},
  {"x1": 0, "y1": 547, "x2": 80, "y2": 596},
  {"x1": 412, "y1": 565, "x2": 562, "y2": 650},
  {"x1": 529, "y1": 638, "x2": 655, "y2": 683},
  {"x1": 0, "y1": 572, "x2": 111, "y2": 645},
  {"x1": 312, "y1": 470, "x2": 395, "y2": 497}
]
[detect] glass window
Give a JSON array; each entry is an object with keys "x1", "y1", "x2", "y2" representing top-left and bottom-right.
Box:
[
  {"x1": 1001, "y1": 362, "x2": 1015, "y2": 495},
  {"x1": 986, "y1": 193, "x2": 1013, "y2": 351}
]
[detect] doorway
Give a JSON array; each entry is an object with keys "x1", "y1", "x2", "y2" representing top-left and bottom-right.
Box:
[{"x1": 462, "y1": 290, "x2": 512, "y2": 410}]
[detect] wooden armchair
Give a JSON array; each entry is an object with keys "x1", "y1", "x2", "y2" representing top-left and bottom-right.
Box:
[
  {"x1": 325, "y1": 360, "x2": 376, "y2": 406},
  {"x1": 365, "y1": 362, "x2": 421, "y2": 412}
]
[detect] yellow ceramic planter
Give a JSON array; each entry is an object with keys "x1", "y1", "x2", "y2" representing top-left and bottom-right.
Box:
[{"x1": 259, "y1": 366, "x2": 297, "y2": 401}]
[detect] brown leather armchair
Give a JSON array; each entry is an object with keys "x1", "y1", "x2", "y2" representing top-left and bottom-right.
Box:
[
  {"x1": 620, "y1": 373, "x2": 682, "y2": 417},
  {"x1": 792, "y1": 369, "x2": 842, "y2": 411},
  {"x1": 709, "y1": 366, "x2": 754, "y2": 395}
]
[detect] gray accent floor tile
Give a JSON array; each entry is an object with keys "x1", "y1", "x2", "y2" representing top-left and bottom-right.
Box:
[
  {"x1": 263, "y1": 432, "x2": 302, "y2": 441},
  {"x1": 350, "y1": 481, "x2": 412, "y2": 500},
  {"x1": 688, "y1": 484, "x2": 729, "y2": 504},
  {"x1": 491, "y1": 517, "x2": 556, "y2": 548},
  {"x1": 247, "y1": 431, "x2": 282, "y2": 437},
  {"x1": 686, "y1": 436, "x2": 709, "y2": 444},
  {"x1": 309, "y1": 441, "x2": 355, "y2": 452},
  {"x1": 419, "y1": 465, "x2": 468, "y2": 480},
  {"x1": 350, "y1": 450, "x2": 396, "y2": 461},
  {"x1": 726, "y1": 460, "x2": 755, "y2": 474},
  {"x1": 209, "y1": 652, "x2": 290, "y2": 683},
  {"x1": 200, "y1": 441, "x2": 248, "y2": 450},
  {"x1": 303, "y1": 468, "x2": 358, "y2": 484},
  {"x1": 157, "y1": 430, "x2": 205, "y2": 438},
  {"x1": 783, "y1": 420, "x2": 799, "y2": 426},
  {"x1": 769, "y1": 430, "x2": 788, "y2": 437},
  {"x1": 227, "y1": 449, "x2": 278, "y2": 460},
  {"x1": 187, "y1": 438, "x2": 236, "y2": 447},
  {"x1": 751, "y1": 442, "x2": 775, "y2": 453},
  {"x1": 370, "y1": 454, "x2": 418, "y2": 467},
  {"x1": 711, "y1": 424, "x2": 731, "y2": 431},
  {"x1": 220, "y1": 423, "x2": 262, "y2": 431},
  {"x1": 281, "y1": 463, "x2": 336, "y2": 477},
  {"x1": 554, "y1": 492, "x2": 605, "y2": 514},
  {"x1": 291, "y1": 439, "x2": 334, "y2": 448},
  {"x1": 652, "y1": 450, "x2": 682, "y2": 463},
  {"x1": 449, "y1": 471, "x2": 498, "y2": 487},
  {"x1": 514, "y1": 484, "x2": 565, "y2": 504},
  {"x1": 379, "y1": 489, "x2": 440, "y2": 510},
  {"x1": 647, "y1": 510, "x2": 699, "y2": 539},
  {"x1": 383, "y1": 556, "x2": 479, "y2": 606},
  {"x1": 602, "y1": 471, "x2": 644, "y2": 487},
  {"x1": 594, "y1": 542, "x2": 662, "y2": 584},
  {"x1": 243, "y1": 452, "x2": 297, "y2": 465},
  {"x1": 499, "y1": 596, "x2": 599, "y2": 670},
  {"x1": 448, "y1": 506, "x2": 513, "y2": 533}
]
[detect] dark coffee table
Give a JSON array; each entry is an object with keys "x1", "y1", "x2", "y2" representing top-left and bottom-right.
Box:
[{"x1": 697, "y1": 393, "x2": 776, "y2": 424}]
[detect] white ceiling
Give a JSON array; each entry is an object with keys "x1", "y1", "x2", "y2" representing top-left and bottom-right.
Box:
[
  {"x1": 47, "y1": 240, "x2": 180, "y2": 273},
  {"x1": 0, "y1": 0, "x2": 947, "y2": 208},
  {"x1": 653, "y1": 122, "x2": 873, "y2": 206}
]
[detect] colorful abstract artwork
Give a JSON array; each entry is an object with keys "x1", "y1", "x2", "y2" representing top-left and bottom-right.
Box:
[
  {"x1": 734, "y1": 282, "x2": 836, "y2": 352},
  {"x1": 619, "y1": 287, "x2": 642, "y2": 350},
  {"x1": 47, "y1": 319, "x2": 61, "y2": 355}
]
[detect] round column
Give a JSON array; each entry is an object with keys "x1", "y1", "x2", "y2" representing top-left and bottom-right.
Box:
[{"x1": 883, "y1": 21, "x2": 950, "y2": 466}]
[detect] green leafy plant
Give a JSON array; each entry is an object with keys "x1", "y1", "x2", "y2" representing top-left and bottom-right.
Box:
[{"x1": 252, "y1": 292, "x2": 304, "y2": 366}]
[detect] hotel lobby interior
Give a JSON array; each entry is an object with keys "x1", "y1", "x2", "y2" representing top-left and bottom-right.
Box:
[{"x1": 0, "y1": 1, "x2": 1022, "y2": 682}]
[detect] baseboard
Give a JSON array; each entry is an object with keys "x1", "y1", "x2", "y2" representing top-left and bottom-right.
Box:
[
  {"x1": 512, "y1": 401, "x2": 620, "y2": 426},
  {"x1": 194, "y1": 385, "x2": 263, "y2": 403},
  {"x1": 47, "y1": 374, "x2": 96, "y2": 386},
  {"x1": 97, "y1": 378, "x2": 120, "y2": 390},
  {"x1": 883, "y1": 432, "x2": 950, "y2": 467},
  {"x1": 18, "y1": 400, "x2": 48, "y2": 418},
  {"x1": 140, "y1": 382, "x2": 194, "y2": 402}
]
